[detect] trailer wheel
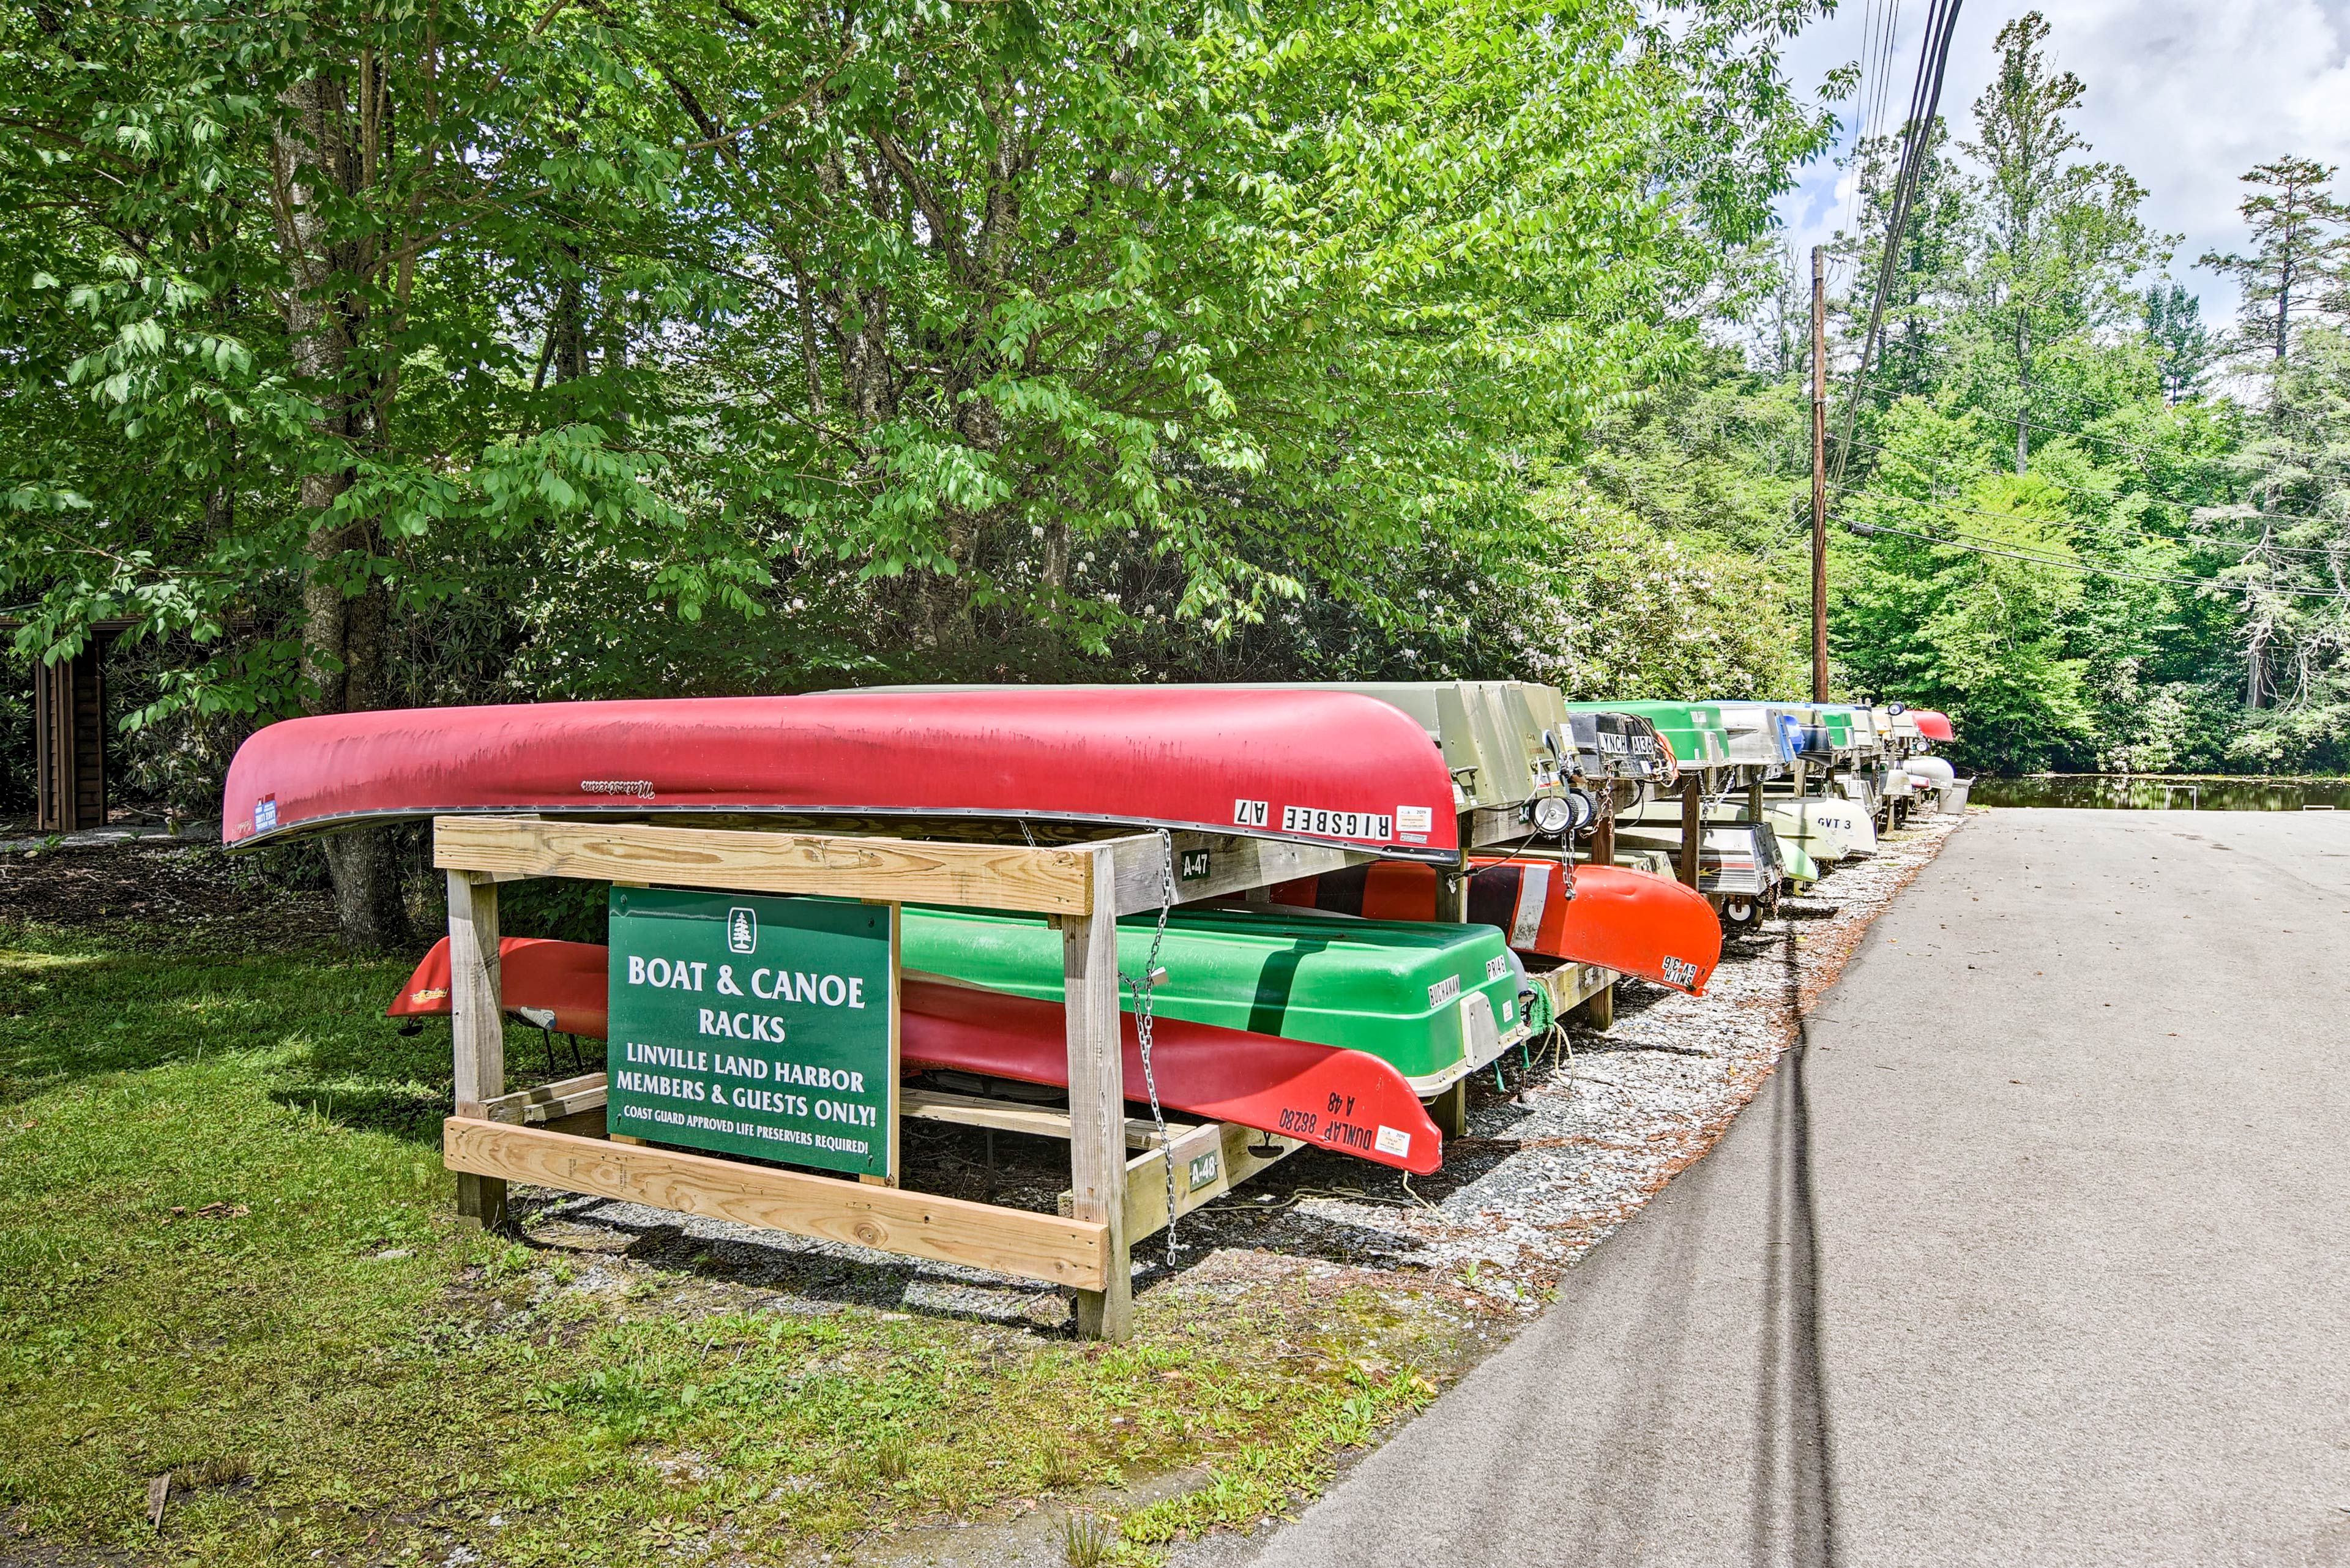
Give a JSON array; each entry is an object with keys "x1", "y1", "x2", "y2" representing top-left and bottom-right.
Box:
[{"x1": 1720, "y1": 897, "x2": 1760, "y2": 930}]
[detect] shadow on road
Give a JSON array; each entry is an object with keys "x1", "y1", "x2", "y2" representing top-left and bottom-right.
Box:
[{"x1": 1755, "y1": 924, "x2": 1837, "y2": 1567}]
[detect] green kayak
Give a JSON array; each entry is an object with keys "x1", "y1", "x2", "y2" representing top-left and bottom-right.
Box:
[{"x1": 901, "y1": 905, "x2": 1531, "y2": 1093}]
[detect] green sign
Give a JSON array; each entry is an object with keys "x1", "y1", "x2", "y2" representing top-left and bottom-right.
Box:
[{"x1": 606, "y1": 889, "x2": 897, "y2": 1178}]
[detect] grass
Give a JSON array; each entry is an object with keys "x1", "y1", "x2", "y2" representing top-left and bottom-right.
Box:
[{"x1": 0, "y1": 914, "x2": 1473, "y2": 1565}]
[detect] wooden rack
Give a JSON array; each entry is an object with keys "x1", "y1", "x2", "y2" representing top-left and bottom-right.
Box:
[{"x1": 433, "y1": 814, "x2": 1383, "y2": 1341}]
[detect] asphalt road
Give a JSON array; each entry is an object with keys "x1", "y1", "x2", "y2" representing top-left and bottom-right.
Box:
[{"x1": 1233, "y1": 809, "x2": 2350, "y2": 1567}]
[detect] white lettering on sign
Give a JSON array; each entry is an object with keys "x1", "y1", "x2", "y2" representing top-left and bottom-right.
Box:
[{"x1": 1280, "y1": 805, "x2": 1395, "y2": 842}]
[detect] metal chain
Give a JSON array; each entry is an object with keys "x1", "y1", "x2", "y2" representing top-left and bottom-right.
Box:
[{"x1": 1121, "y1": 829, "x2": 1179, "y2": 1266}]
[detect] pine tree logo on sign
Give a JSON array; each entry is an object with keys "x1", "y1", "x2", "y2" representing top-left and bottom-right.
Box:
[{"x1": 728, "y1": 906, "x2": 758, "y2": 954}]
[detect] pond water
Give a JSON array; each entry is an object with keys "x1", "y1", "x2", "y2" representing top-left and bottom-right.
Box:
[{"x1": 1970, "y1": 775, "x2": 2350, "y2": 812}]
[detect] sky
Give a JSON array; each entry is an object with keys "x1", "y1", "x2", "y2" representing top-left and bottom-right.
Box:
[{"x1": 1774, "y1": 0, "x2": 2350, "y2": 329}]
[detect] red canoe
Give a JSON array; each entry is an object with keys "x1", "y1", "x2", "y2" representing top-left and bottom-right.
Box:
[
  {"x1": 390, "y1": 939, "x2": 1442, "y2": 1174},
  {"x1": 1267, "y1": 859, "x2": 1721, "y2": 995},
  {"x1": 222, "y1": 690, "x2": 1459, "y2": 860},
  {"x1": 1908, "y1": 707, "x2": 1956, "y2": 742}
]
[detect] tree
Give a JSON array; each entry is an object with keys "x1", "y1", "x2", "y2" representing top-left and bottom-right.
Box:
[
  {"x1": 2199, "y1": 326, "x2": 2350, "y2": 733},
  {"x1": 1955, "y1": 13, "x2": 2164, "y2": 476},
  {"x1": 0, "y1": 0, "x2": 1837, "y2": 943},
  {"x1": 2143, "y1": 281, "x2": 2214, "y2": 403},
  {"x1": 2199, "y1": 157, "x2": 2349, "y2": 363},
  {"x1": 1833, "y1": 400, "x2": 2094, "y2": 769}
]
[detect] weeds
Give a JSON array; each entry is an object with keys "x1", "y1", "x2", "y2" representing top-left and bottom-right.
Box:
[
  {"x1": 1062, "y1": 1509, "x2": 1116, "y2": 1568},
  {"x1": 1037, "y1": 1443, "x2": 1091, "y2": 1491}
]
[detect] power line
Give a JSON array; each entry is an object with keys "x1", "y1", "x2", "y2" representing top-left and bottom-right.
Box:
[
  {"x1": 1836, "y1": 431, "x2": 2347, "y2": 544},
  {"x1": 1831, "y1": 0, "x2": 1966, "y2": 496},
  {"x1": 1837, "y1": 480, "x2": 2350, "y2": 562},
  {"x1": 1845, "y1": 518, "x2": 2350, "y2": 597}
]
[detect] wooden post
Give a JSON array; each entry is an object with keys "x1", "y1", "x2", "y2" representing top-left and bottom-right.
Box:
[
  {"x1": 1065, "y1": 848, "x2": 1132, "y2": 1340},
  {"x1": 448, "y1": 870, "x2": 509, "y2": 1231},
  {"x1": 1590, "y1": 790, "x2": 1616, "y2": 870},
  {"x1": 32, "y1": 644, "x2": 105, "y2": 833},
  {"x1": 1428, "y1": 1077, "x2": 1469, "y2": 1140},
  {"x1": 1811, "y1": 243, "x2": 1830, "y2": 703},
  {"x1": 1677, "y1": 777, "x2": 1703, "y2": 890},
  {"x1": 1747, "y1": 775, "x2": 1766, "y2": 823},
  {"x1": 1432, "y1": 824, "x2": 1471, "y2": 923}
]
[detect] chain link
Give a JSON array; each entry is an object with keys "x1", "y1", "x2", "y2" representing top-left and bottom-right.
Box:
[{"x1": 1121, "y1": 829, "x2": 1179, "y2": 1266}]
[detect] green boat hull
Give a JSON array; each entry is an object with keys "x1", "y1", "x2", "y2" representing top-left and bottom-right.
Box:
[{"x1": 901, "y1": 905, "x2": 1528, "y2": 1091}]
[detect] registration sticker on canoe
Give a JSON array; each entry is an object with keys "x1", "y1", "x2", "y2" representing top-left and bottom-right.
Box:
[
  {"x1": 1427, "y1": 974, "x2": 1461, "y2": 1007},
  {"x1": 1280, "y1": 805, "x2": 1394, "y2": 842},
  {"x1": 1375, "y1": 1126, "x2": 1412, "y2": 1159},
  {"x1": 254, "y1": 794, "x2": 277, "y2": 834},
  {"x1": 1397, "y1": 804, "x2": 1434, "y2": 833}
]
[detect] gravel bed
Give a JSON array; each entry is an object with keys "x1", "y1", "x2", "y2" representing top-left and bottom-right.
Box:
[{"x1": 493, "y1": 813, "x2": 1964, "y2": 1331}]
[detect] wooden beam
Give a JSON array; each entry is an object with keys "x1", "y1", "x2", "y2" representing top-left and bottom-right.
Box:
[
  {"x1": 434, "y1": 816, "x2": 1094, "y2": 916},
  {"x1": 1108, "y1": 831, "x2": 1374, "y2": 916},
  {"x1": 442, "y1": 1118, "x2": 1108, "y2": 1290},
  {"x1": 1677, "y1": 778, "x2": 1703, "y2": 890},
  {"x1": 1064, "y1": 848, "x2": 1132, "y2": 1340},
  {"x1": 1113, "y1": 1121, "x2": 1300, "y2": 1242},
  {"x1": 477, "y1": 1070, "x2": 608, "y2": 1127},
  {"x1": 447, "y1": 870, "x2": 508, "y2": 1230},
  {"x1": 902, "y1": 1086, "x2": 1198, "y2": 1150}
]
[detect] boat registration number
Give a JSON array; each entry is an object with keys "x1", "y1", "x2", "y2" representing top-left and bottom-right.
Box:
[
  {"x1": 1660, "y1": 955, "x2": 1699, "y2": 988},
  {"x1": 1280, "y1": 805, "x2": 1395, "y2": 842}
]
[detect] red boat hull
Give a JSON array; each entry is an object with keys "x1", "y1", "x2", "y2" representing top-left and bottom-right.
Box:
[
  {"x1": 1269, "y1": 859, "x2": 1720, "y2": 995},
  {"x1": 223, "y1": 690, "x2": 1458, "y2": 860},
  {"x1": 1908, "y1": 708, "x2": 1956, "y2": 742},
  {"x1": 390, "y1": 939, "x2": 1442, "y2": 1174}
]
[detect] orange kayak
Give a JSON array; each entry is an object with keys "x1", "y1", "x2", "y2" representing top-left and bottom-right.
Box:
[{"x1": 1269, "y1": 859, "x2": 1720, "y2": 995}]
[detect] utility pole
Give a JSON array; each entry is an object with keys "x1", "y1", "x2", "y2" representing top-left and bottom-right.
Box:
[{"x1": 1810, "y1": 245, "x2": 1829, "y2": 703}]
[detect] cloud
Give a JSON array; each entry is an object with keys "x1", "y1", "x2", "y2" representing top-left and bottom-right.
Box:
[{"x1": 1774, "y1": 0, "x2": 2350, "y2": 330}]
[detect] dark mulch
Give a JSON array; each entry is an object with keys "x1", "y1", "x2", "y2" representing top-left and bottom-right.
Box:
[{"x1": 0, "y1": 839, "x2": 346, "y2": 947}]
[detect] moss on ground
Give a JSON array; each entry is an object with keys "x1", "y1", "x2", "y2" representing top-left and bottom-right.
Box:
[{"x1": 0, "y1": 916, "x2": 1477, "y2": 1566}]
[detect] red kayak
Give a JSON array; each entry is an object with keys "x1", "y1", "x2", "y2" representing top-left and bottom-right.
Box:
[
  {"x1": 1268, "y1": 859, "x2": 1720, "y2": 995},
  {"x1": 1908, "y1": 707, "x2": 1956, "y2": 742},
  {"x1": 388, "y1": 936, "x2": 612, "y2": 1039},
  {"x1": 223, "y1": 690, "x2": 1458, "y2": 860},
  {"x1": 392, "y1": 939, "x2": 1442, "y2": 1174}
]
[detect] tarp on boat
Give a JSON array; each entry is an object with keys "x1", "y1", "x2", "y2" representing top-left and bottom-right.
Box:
[{"x1": 222, "y1": 690, "x2": 1460, "y2": 860}]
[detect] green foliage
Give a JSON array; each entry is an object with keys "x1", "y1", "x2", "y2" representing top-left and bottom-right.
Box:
[{"x1": 0, "y1": 0, "x2": 1834, "y2": 812}]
